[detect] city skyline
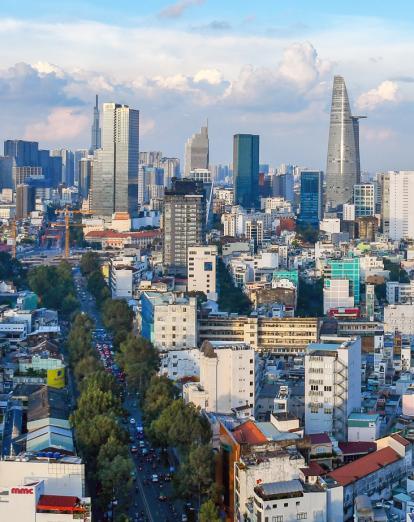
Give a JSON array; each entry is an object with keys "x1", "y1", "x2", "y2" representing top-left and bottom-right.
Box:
[{"x1": 0, "y1": 1, "x2": 414, "y2": 171}]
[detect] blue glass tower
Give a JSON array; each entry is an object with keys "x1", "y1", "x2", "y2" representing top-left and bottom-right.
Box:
[
  {"x1": 233, "y1": 134, "x2": 259, "y2": 209},
  {"x1": 298, "y1": 170, "x2": 323, "y2": 226}
]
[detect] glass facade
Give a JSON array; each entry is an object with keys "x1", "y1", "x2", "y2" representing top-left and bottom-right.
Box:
[
  {"x1": 326, "y1": 76, "x2": 363, "y2": 210},
  {"x1": 298, "y1": 170, "x2": 323, "y2": 225},
  {"x1": 326, "y1": 257, "x2": 360, "y2": 304},
  {"x1": 353, "y1": 183, "x2": 375, "y2": 217},
  {"x1": 233, "y1": 134, "x2": 259, "y2": 209}
]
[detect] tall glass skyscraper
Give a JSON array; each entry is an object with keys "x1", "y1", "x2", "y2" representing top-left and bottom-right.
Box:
[
  {"x1": 326, "y1": 76, "x2": 365, "y2": 211},
  {"x1": 233, "y1": 134, "x2": 259, "y2": 209},
  {"x1": 91, "y1": 103, "x2": 139, "y2": 217},
  {"x1": 90, "y1": 94, "x2": 101, "y2": 153},
  {"x1": 298, "y1": 170, "x2": 323, "y2": 225},
  {"x1": 184, "y1": 126, "x2": 209, "y2": 177}
]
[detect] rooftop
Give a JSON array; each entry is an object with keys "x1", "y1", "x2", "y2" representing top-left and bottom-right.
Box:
[
  {"x1": 327, "y1": 447, "x2": 400, "y2": 486},
  {"x1": 232, "y1": 420, "x2": 267, "y2": 445},
  {"x1": 309, "y1": 433, "x2": 331, "y2": 445},
  {"x1": 255, "y1": 479, "x2": 303, "y2": 500}
]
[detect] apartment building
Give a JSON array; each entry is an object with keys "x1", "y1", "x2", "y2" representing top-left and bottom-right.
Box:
[{"x1": 187, "y1": 245, "x2": 218, "y2": 301}]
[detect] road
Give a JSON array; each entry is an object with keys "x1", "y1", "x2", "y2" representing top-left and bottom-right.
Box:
[{"x1": 73, "y1": 267, "x2": 187, "y2": 522}]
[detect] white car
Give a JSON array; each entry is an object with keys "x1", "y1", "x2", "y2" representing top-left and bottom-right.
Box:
[
  {"x1": 151, "y1": 474, "x2": 159, "y2": 483},
  {"x1": 129, "y1": 418, "x2": 136, "y2": 424}
]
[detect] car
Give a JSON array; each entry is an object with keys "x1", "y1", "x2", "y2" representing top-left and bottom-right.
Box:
[
  {"x1": 139, "y1": 440, "x2": 145, "y2": 448},
  {"x1": 131, "y1": 445, "x2": 138, "y2": 453},
  {"x1": 181, "y1": 516, "x2": 188, "y2": 522},
  {"x1": 151, "y1": 474, "x2": 159, "y2": 483},
  {"x1": 129, "y1": 418, "x2": 136, "y2": 424}
]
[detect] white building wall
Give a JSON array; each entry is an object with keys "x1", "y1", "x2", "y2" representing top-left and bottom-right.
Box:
[
  {"x1": 187, "y1": 245, "x2": 218, "y2": 301},
  {"x1": 323, "y1": 279, "x2": 354, "y2": 314},
  {"x1": 384, "y1": 304, "x2": 414, "y2": 334},
  {"x1": 388, "y1": 170, "x2": 414, "y2": 240},
  {"x1": 153, "y1": 298, "x2": 197, "y2": 350},
  {"x1": 159, "y1": 349, "x2": 201, "y2": 380}
]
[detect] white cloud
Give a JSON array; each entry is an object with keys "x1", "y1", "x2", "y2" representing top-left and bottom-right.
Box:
[
  {"x1": 193, "y1": 69, "x2": 223, "y2": 85},
  {"x1": 23, "y1": 107, "x2": 89, "y2": 142},
  {"x1": 158, "y1": 0, "x2": 205, "y2": 19},
  {"x1": 357, "y1": 80, "x2": 400, "y2": 110}
]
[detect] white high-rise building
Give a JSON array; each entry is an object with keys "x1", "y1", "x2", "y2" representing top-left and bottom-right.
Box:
[
  {"x1": 305, "y1": 337, "x2": 361, "y2": 441},
  {"x1": 183, "y1": 341, "x2": 256, "y2": 415},
  {"x1": 388, "y1": 170, "x2": 414, "y2": 240},
  {"x1": 184, "y1": 126, "x2": 209, "y2": 177},
  {"x1": 187, "y1": 245, "x2": 218, "y2": 301},
  {"x1": 323, "y1": 279, "x2": 354, "y2": 314},
  {"x1": 91, "y1": 103, "x2": 139, "y2": 217}
]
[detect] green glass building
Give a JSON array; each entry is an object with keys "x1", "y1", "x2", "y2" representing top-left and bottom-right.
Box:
[
  {"x1": 326, "y1": 257, "x2": 360, "y2": 304},
  {"x1": 233, "y1": 134, "x2": 259, "y2": 209}
]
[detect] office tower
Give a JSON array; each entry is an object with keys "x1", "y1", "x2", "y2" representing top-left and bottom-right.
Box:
[
  {"x1": 90, "y1": 94, "x2": 101, "y2": 153},
  {"x1": 13, "y1": 166, "x2": 43, "y2": 186},
  {"x1": 326, "y1": 76, "x2": 365, "y2": 210},
  {"x1": 15, "y1": 184, "x2": 35, "y2": 220},
  {"x1": 245, "y1": 219, "x2": 264, "y2": 252},
  {"x1": 74, "y1": 149, "x2": 89, "y2": 186},
  {"x1": 184, "y1": 126, "x2": 209, "y2": 177},
  {"x1": 159, "y1": 157, "x2": 180, "y2": 188},
  {"x1": 91, "y1": 103, "x2": 139, "y2": 217},
  {"x1": 0, "y1": 156, "x2": 13, "y2": 189},
  {"x1": 50, "y1": 149, "x2": 75, "y2": 186},
  {"x1": 139, "y1": 151, "x2": 162, "y2": 165},
  {"x1": 138, "y1": 166, "x2": 163, "y2": 207},
  {"x1": 188, "y1": 169, "x2": 213, "y2": 226},
  {"x1": 325, "y1": 256, "x2": 360, "y2": 304},
  {"x1": 305, "y1": 338, "x2": 361, "y2": 441},
  {"x1": 353, "y1": 183, "x2": 375, "y2": 217},
  {"x1": 377, "y1": 172, "x2": 390, "y2": 234},
  {"x1": 187, "y1": 245, "x2": 218, "y2": 301},
  {"x1": 4, "y1": 140, "x2": 39, "y2": 167},
  {"x1": 298, "y1": 170, "x2": 323, "y2": 226},
  {"x1": 233, "y1": 134, "x2": 259, "y2": 209},
  {"x1": 79, "y1": 157, "x2": 93, "y2": 199},
  {"x1": 163, "y1": 178, "x2": 206, "y2": 275},
  {"x1": 356, "y1": 216, "x2": 377, "y2": 241},
  {"x1": 387, "y1": 171, "x2": 414, "y2": 241}
]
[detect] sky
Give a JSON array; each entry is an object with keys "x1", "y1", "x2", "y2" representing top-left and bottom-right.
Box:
[{"x1": 1, "y1": 0, "x2": 414, "y2": 171}]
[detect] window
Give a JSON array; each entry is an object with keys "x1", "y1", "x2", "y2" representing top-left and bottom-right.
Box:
[
  {"x1": 324, "y1": 385, "x2": 332, "y2": 391},
  {"x1": 273, "y1": 516, "x2": 283, "y2": 522},
  {"x1": 297, "y1": 514, "x2": 307, "y2": 520},
  {"x1": 284, "y1": 503, "x2": 288, "y2": 507}
]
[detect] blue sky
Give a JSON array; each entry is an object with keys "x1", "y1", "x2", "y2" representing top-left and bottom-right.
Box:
[{"x1": 1, "y1": 0, "x2": 414, "y2": 170}]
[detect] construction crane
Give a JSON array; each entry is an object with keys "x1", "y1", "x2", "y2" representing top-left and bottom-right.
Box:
[{"x1": 54, "y1": 207, "x2": 95, "y2": 259}]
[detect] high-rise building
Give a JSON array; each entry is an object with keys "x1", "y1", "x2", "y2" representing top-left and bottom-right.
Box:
[
  {"x1": 298, "y1": 170, "x2": 323, "y2": 226},
  {"x1": 50, "y1": 149, "x2": 75, "y2": 186},
  {"x1": 79, "y1": 157, "x2": 93, "y2": 199},
  {"x1": 4, "y1": 140, "x2": 39, "y2": 167},
  {"x1": 326, "y1": 76, "x2": 365, "y2": 210},
  {"x1": 353, "y1": 183, "x2": 375, "y2": 217},
  {"x1": 13, "y1": 166, "x2": 43, "y2": 186},
  {"x1": 325, "y1": 256, "x2": 360, "y2": 304},
  {"x1": 91, "y1": 103, "x2": 139, "y2": 217},
  {"x1": 0, "y1": 156, "x2": 13, "y2": 189},
  {"x1": 233, "y1": 134, "x2": 259, "y2": 209},
  {"x1": 15, "y1": 184, "x2": 35, "y2": 220},
  {"x1": 187, "y1": 245, "x2": 218, "y2": 301},
  {"x1": 163, "y1": 178, "x2": 206, "y2": 275},
  {"x1": 304, "y1": 338, "x2": 361, "y2": 441},
  {"x1": 377, "y1": 172, "x2": 390, "y2": 234},
  {"x1": 139, "y1": 151, "x2": 162, "y2": 165},
  {"x1": 90, "y1": 94, "x2": 101, "y2": 153},
  {"x1": 388, "y1": 171, "x2": 414, "y2": 241},
  {"x1": 74, "y1": 149, "x2": 89, "y2": 186},
  {"x1": 184, "y1": 126, "x2": 209, "y2": 177}
]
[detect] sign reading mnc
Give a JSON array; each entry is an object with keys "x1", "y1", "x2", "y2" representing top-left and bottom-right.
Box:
[{"x1": 11, "y1": 487, "x2": 33, "y2": 494}]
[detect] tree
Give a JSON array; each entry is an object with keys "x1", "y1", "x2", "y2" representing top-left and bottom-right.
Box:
[
  {"x1": 296, "y1": 277, "x2": 323, "y2": 317},
  {"x1": 73, "y1": 354, "x2": 101, "y2": 383},
  {"x1": 142, "y1": 375, "x2": 176, "y2": 423},
  {"x1": 67, "y1": 313, "x2": 94, "y2": 365},
  {"x1": 173, "y1": 444, "x2": 215, "y2": 503},
  {"x1": 80, "y1": 251, "x2": 101, "y2": 275},
  {"x1": 0, "y1": 252, "x2": 26, "y2": 287},
  {"x1": 149, "y1": 399, "x2": 211, "y2": 449},
  {"x1": 79, "y1": 370, "x2": 121, "y2": 396},
  {"x1": 199, "y1": 499, "x2": 221, "y2": 522},
  {"x1": 217, "y1": 259, "x2": 252, "y2": 314},
  {"x1": 87, "y1": 269, "x2": 110, "y2": 304},
  {"x1": 116, "y1": 334, "x2": 159, "y2": 392},
  {"x1": 102, "y1": 300, "x2": 133, "y2": 347},
  {"x1": 71, "y1": 386, "x2": 122, "y2": 425}
]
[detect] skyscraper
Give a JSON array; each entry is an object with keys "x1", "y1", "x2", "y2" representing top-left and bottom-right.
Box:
[
  {"x1": 233, "y1": 134, "x2": 259, "y2": 209},
  {"x1": 326, "y1": 76, "x2": 365, "y2": 210},
  {"x1": 184, "y1": 126, "x2": 209, "y2": 177},
  {"x1": 79, "y1": 157, "x2": 93, "y2": 199},
  {"x1": 90, "y1": 95, "x2": 101, "y2": 153},
  {"x1": 91, "y1": 103, "x2": 139, "y2": 217},
  {"x1": 4, "y1": 140, "x2": 39, "y2": 167},
  {"x1": 163, "y1": 178, "x2": 206, "y2": 275},
  {"x1": 388, "y1": 171, "x2": 414, "y2": 241},
  {"x1": 50, "y1": 149, "x2": 75, "y2": 186},
  {"x1": 298, "y1": 170, "x2": 323, "y2": 226},
  {"x1": 15, "y1": 184, "x2": 35, "y2": 220}
]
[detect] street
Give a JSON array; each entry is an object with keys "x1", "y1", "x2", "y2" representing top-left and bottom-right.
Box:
[{"x1": 73, "y1": 267, "x2": 188, "y2": 522}]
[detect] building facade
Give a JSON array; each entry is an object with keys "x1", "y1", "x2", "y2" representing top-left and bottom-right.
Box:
[
  {"x1": 187, "y1": 245, "x2": 218, "y2": 301},
  {"x1": 91, "y1": 102, "x2": 139, "y2": 217},
  {"x1": 233, "y1": 134, "x2": 259, "y2": 209},
  {"x1": 298, "y1": 170, "x2": 323, "y2": 226},
  {"x1": 325, "y1": 76, "x2": 363, "y2": 210},
  {"x1": 388, "y1": 170, "x2": 414, "y2": 240},
  {"x1": 184, "y1": 126, "x2": 209, "y2": 177}
]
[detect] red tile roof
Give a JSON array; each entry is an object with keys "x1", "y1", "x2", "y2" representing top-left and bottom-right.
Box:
[
  {"x1": 37, "y1": 495, "x2": 79, "y2": 508},
  {"x1": 327, "y1": 447, "x2": 400, "y2": 486},
  {"x1": 391, "y1": 433, "x2": 410, "y2": 446},
  {"x1": 300, "y1": 462, "x2": 325, "y2": 477},
  {"x1": 232, "y1": 420, "x2": 267, "y2": 445},
  {"x1": 338, "y1": 442, "x2": 376, "y2": 455},
  {"x1": 309, "y1": 433, "x2": 331, "y2": 445}
]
